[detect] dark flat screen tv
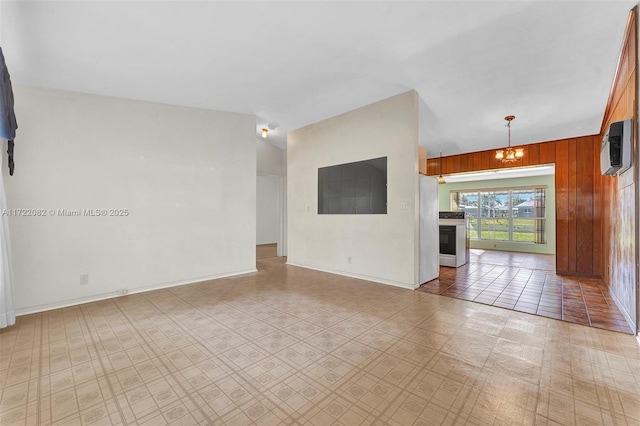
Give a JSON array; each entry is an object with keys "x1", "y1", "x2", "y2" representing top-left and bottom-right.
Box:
[{"x1": 318, "y1": 157, "x2": 387, "y2": 214}]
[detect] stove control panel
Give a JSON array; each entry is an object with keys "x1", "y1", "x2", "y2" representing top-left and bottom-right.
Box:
[{"x1": 439, "y1": 211, "x2": 465, "y2": 220}]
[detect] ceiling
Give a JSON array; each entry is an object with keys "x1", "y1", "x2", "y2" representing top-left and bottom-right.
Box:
[{"x1": 1, "y1": 1, "x2": 635, "y2": 156}]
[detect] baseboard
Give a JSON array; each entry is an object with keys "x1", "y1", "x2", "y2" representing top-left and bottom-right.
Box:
[
  {"x1": 606, "y1": 286, "x2": 637, "y2": 334},
  {"x1": 285, "y1": 261, "x2": 415, "y2": 290},
  {"x1": 15, "y1": 268, "x2": 257, "y2": 317},
  {"x1": 555, "y1": 270, "x2": 601, "y2": 278}
]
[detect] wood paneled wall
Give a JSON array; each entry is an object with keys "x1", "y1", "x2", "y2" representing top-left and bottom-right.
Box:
[
  {"x1": 597, "y1": 8, "x2": 637, "y2": 331},
  {"x1": 427, "y1": 135, "x2": 600, "y2": 276},
  {"x1": 428, "y1": 8, "x2": 638, "y2": 332}
]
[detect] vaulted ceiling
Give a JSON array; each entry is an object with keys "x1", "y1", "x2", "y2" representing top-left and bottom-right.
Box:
[{"x1": 1, "y1": 1, "x2": 635, "y2": 155}]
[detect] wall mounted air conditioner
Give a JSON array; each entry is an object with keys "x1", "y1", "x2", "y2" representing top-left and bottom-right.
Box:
[{"x1": 600, "y1": 119, "x2": 632, "y2": 176}]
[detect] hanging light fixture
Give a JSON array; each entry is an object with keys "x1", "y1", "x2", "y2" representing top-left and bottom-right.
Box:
[
  {"x1": 437, "y1": 151, "x2": 446, "y2": 184},
  {"x1": 260, "y1": 123, "x2": 278, "y2": 138},
  {"x1": 495, "y1": 115, "x2": 524, "y2": 163}
]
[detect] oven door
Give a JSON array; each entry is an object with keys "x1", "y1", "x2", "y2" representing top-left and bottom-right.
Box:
[{"x1": 439, "y1": 225, "x2": 457, "y2": 255}]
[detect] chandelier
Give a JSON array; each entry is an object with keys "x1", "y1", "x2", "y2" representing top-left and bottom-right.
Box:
[{"x1": 495, "y1": 115, "x2": 524, "y2": 163}]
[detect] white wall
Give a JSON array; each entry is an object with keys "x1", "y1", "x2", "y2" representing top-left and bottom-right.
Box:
[
  {"x1": 287, "y1": 91, "x2": 419, "y2": 289},
  {"x1": 6, "y1": 86, "x2": 256, "y2": 314},
  {"x1": 257, "y1": 137, "x2": 285, "y2": 176}
]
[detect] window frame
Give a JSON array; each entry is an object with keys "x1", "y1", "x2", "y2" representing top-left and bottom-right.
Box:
[{"x1": 450, "y1": 185, "x2": 547, "y2": 244}]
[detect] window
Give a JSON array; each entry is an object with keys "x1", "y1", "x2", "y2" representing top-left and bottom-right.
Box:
[{"x1": 451, "y1": 187, "x2": 546, "y2": 243}]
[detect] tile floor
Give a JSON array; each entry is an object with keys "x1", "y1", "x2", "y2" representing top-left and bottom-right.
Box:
[
  {"x1": 1, "y1": 256, "x2": 640, "y2": 425},
  {"x1": 418, "y1": 250, "x2": 632, "y2": 334},
  {"x1": 467, "y1": 250, "x2": 556, "y2": 271}
]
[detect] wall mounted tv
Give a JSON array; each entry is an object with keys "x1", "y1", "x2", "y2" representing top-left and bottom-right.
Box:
[{"x1": 318, "y1": 157, "x2": 387, "y2": 214}]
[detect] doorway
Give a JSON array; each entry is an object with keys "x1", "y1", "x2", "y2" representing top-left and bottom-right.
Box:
[{"x1": 257, "y1": 174, "x2": 285, "y2": 260}]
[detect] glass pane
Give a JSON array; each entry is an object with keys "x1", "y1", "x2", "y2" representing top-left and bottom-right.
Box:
[
  {"x1": 468, "y1": 217, "x2": 479, "y2": 239},
  {"x1": 513, "y1": 219, "x2": 535, "y2": 242},
  {"x1": 479, "y1": 191, "x2": 509, "y2": 219},
  {"x1": 480, "y1": 218, "x2": 509, "y2": 240},
  {"x1": 511, "y1": 189, "x2": 535, "y2": 218},
  {"x1": 458, "y1": 192, "x2": 478, "y2": 217},
  {"x1": 457, "y1": 191, "x2": 479, "y2": 240}
]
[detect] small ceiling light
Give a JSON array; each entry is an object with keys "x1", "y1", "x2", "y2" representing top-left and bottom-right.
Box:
[
  {"x1": 438, "y1": 151, "x2": 446, "y2": 184},
  {"x1": 495, "y1": 115, "x2": 523, "y2": 163},
  {"x1": 261, "y1": 128, "x2": 268, "y2": 138}
]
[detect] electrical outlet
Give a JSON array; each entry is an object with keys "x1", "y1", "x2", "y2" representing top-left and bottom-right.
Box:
[
  {"x1": 80, "y1": 274, "x2": 89, "y2": 285},
  {"x1": 348, "y1": 256, "x2": 352, "y2": 264}
]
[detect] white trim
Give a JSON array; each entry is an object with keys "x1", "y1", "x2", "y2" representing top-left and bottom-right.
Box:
[
  {"x1": 286, "y1": 261, "x2": 415, "y2": 290},
  {"x1": 15, "y1": 268, "x2": 257, "y2": 316},
  {"x1": 278, "y1": 177, "x2": 287, "y2": 257}
]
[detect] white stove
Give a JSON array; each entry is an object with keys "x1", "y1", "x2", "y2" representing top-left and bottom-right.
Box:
[{"x1": 439, "y1": 212, "x2": 469, "y2": 267}]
